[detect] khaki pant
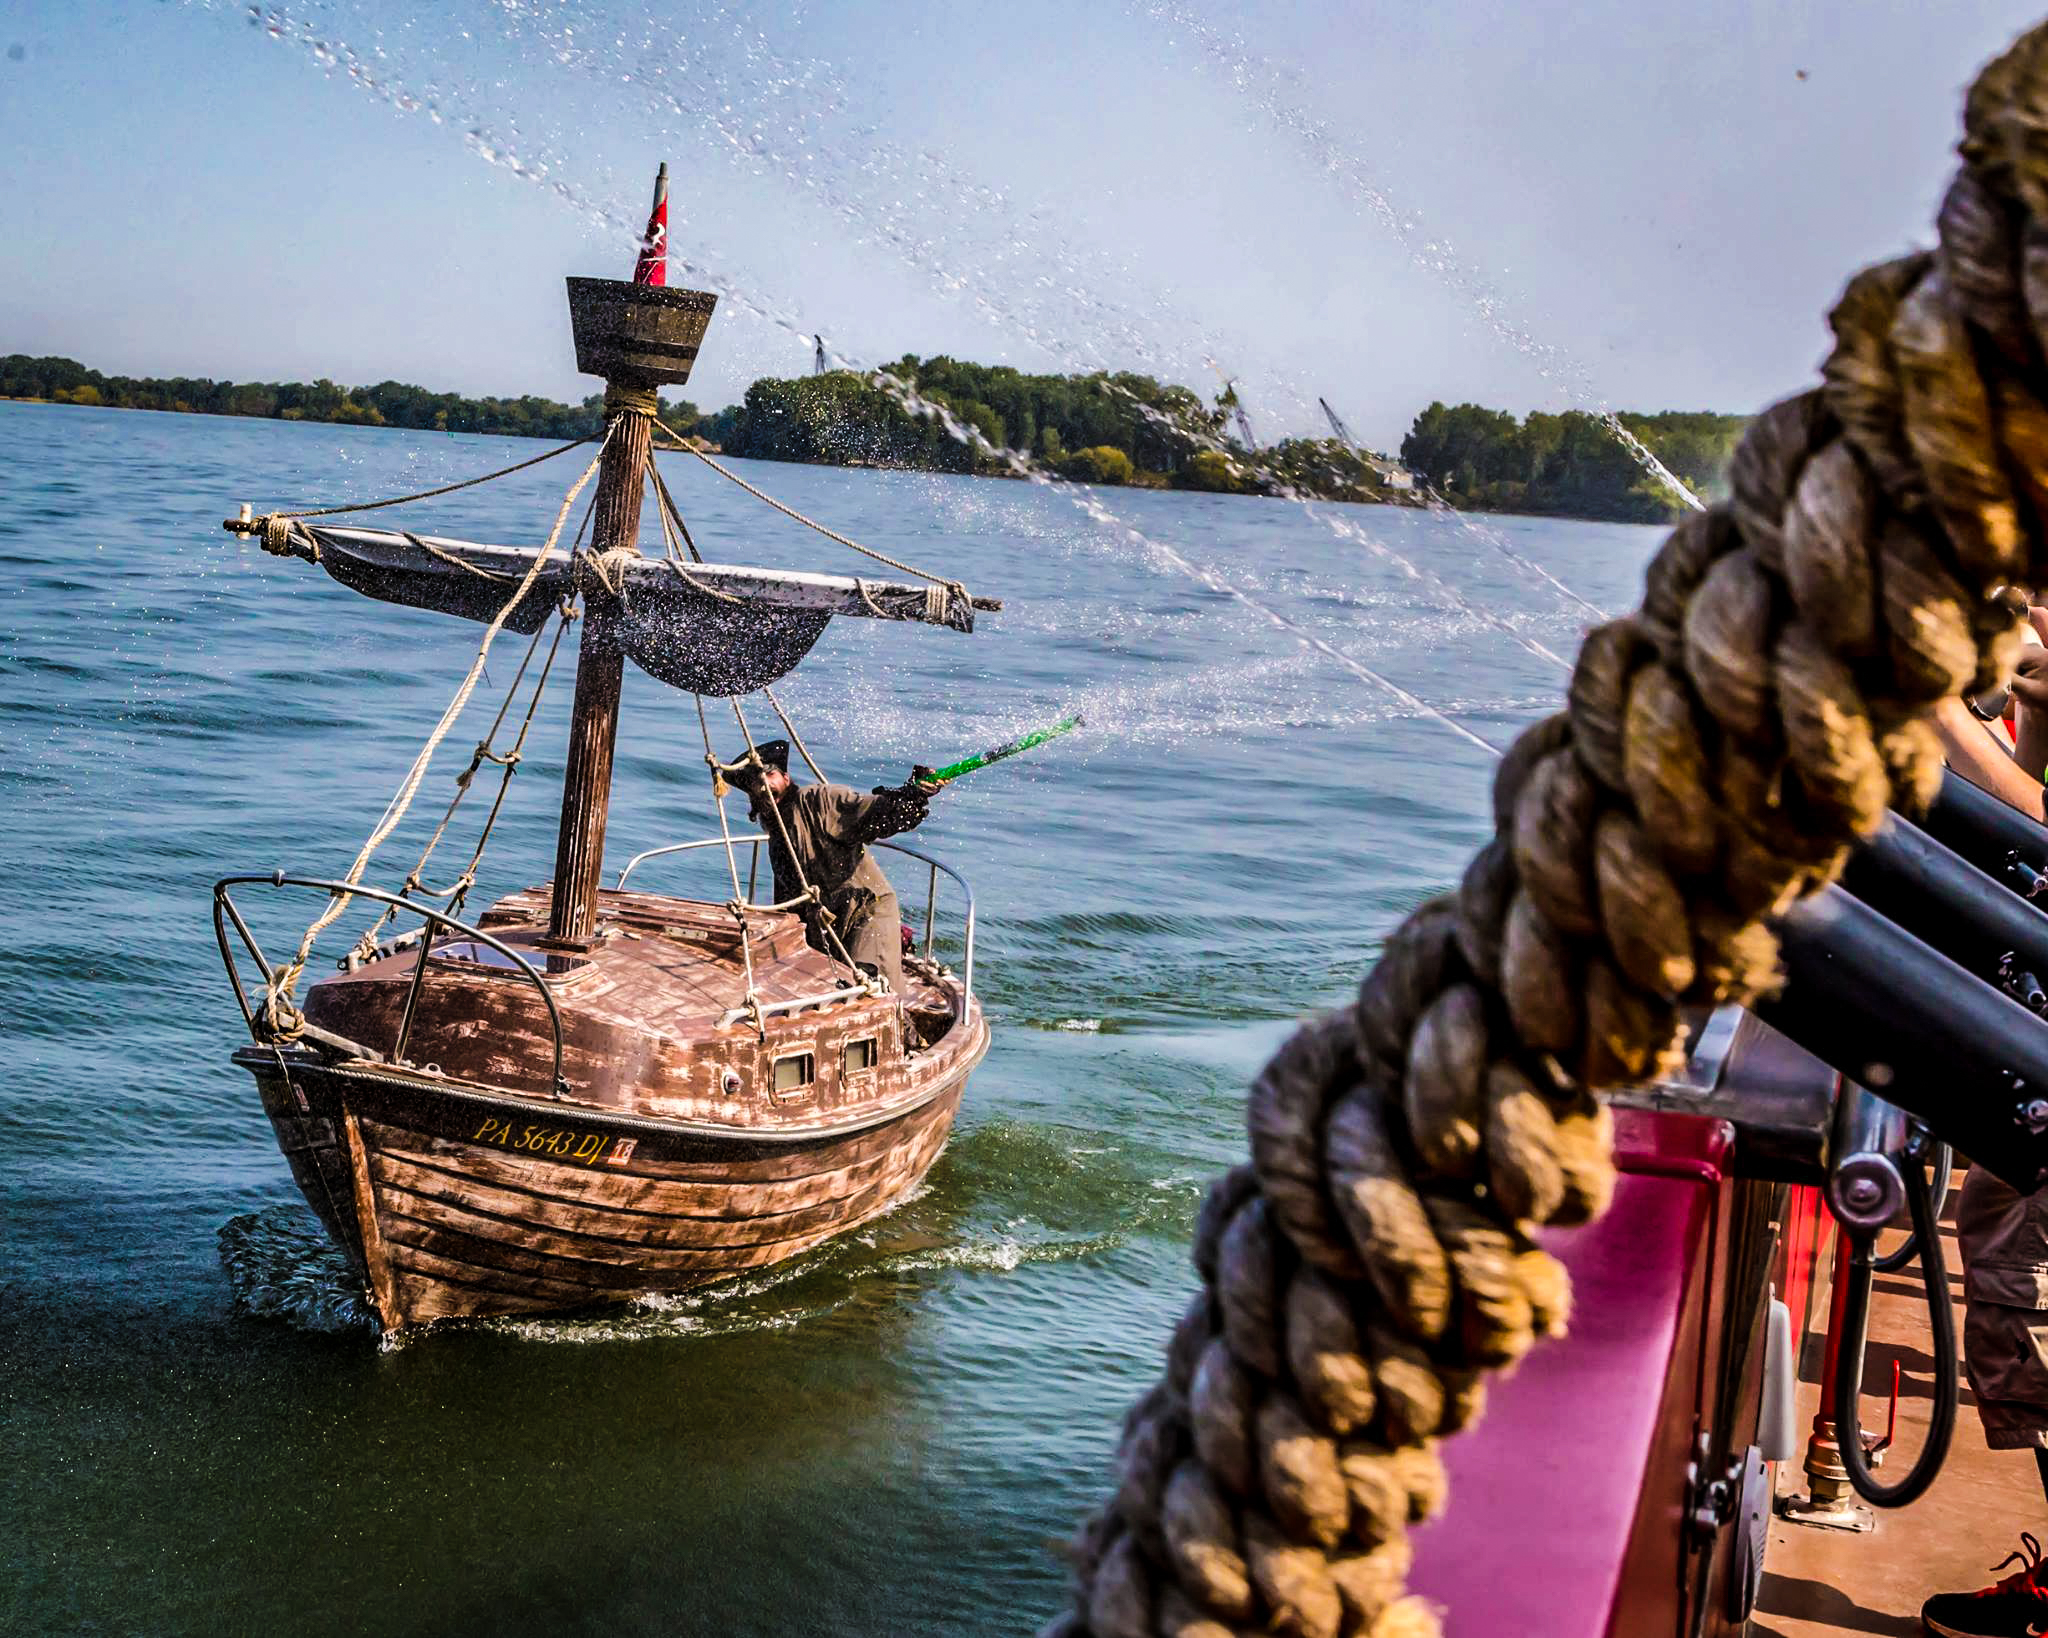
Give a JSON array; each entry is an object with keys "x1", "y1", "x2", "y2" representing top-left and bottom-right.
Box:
[{"x1": 1959, "y1": 1166, "x2": 2048, "y2": 1449}]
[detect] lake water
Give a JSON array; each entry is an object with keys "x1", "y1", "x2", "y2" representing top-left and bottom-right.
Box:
[{"x1": 0, "y1": 402, "x2": 1658, "y2": 1635}]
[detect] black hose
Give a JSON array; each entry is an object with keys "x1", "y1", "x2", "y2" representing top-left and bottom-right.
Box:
[
  {"x1": 1834, "y1": 1157, "x2": 1957, "y2": 1507},
  {"x1": 1872, "y1": 1143, "x2": 1954, "y2": 1274}
]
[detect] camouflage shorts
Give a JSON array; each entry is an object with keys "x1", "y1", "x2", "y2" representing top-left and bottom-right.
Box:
[{"x1": 1958, "y1": 1166, "x2": 2048, "y2": 1449}]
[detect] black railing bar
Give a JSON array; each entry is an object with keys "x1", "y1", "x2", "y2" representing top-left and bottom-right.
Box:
[
  {"x1": 212, "y1": 890, "x2": 259, "y2": 1038},
  {"x1": 212, "y1": 874, "x2": 568, "y2": 1097},
  {"x1": 392, "y1": 922, "x2": 438, "y2": 1068}
]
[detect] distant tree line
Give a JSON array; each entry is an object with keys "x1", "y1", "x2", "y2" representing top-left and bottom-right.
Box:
[
  {"x1": 0, "y1": 355, "x2": 701, "y2": 442},
  {"x1": 709, "y1": 356, "x2": 1214, "y2": 480},
  {"x1": 3, "y1": 351, "x2": 1749, "y2": 522},
  {"x1": 1400, "y1": 402, "x2": 1749, "y2": 523},
  {"x1": 702, "y1": 356, "x2": 1415, "y2": 504}
]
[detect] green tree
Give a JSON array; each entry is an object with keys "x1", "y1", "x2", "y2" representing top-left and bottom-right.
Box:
[
  {"x1": 1178, "y1": 449, "x2": 1253, "y2": 493},
  {"x1": 1063, "y1": 445, "x2": 1134, "y2": 485}
]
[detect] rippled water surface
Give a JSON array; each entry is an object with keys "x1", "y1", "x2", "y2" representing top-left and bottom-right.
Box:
[{"x1": 0, "y1": 402, "x2": 1658, "y2": 1635}]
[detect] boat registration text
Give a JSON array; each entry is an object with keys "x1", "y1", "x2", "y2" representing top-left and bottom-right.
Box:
[{"x1": 470, "y1": 1115, "x2": 621, "y2": 1166}]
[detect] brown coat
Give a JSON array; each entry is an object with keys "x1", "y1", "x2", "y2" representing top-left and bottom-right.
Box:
[
  {"x1": 757, "y1": 780, "x2": 930, "y2": 993},
  {"x1": 1958, "y1": 1165, "x2": 2048, "y2": 1448}
]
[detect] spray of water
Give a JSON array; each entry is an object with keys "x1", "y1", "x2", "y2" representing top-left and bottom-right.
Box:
[
  {"x1": 492, "y1": 0, "x2": 1618, "y2": 619},
  {"x1": 1136, "y1": 0, "x2": 1706, "y2": 514},
  {"x1": 211, "y1": 0, "x2": 1528, "y2": 752},
  {"x1": 1100, "y1": 378, "x2": 1595, "y2": 651}
]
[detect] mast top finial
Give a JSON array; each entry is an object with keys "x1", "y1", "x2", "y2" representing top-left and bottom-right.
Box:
[{"x1": 634, "y1": 163, "x2": 669, "y2": 287}]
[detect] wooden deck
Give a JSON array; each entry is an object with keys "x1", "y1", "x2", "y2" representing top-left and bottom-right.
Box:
[{"x1": 1757, "y1": 1183, "x2": 2040, "y2": 1637}]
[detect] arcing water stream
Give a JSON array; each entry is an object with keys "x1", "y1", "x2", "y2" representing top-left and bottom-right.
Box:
[
  {"x1": 209, "y1": 2, "x2": 1639, "y2": 596},
  {"x1": 1133, "y1": 0, "x2": 1707, "y2": 511},
  {"x1": 203, "y1": 0, "x2": 1597, "y2": 753}
]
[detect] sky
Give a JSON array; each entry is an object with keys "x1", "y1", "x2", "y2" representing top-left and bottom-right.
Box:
[{"x1": 3, "y1": 0, "x2": 2044, "y2": 450}]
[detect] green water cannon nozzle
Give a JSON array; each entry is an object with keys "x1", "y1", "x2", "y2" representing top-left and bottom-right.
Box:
[{"x1": 919, "y1": 710, "x2": 1085, "y2": 787}]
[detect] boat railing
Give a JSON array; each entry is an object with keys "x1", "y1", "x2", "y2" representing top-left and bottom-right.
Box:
[
  {"x1": 212, "y1": 873, "x2": 568, "y2": 1097},
  {"x1": 615, "y1": 836, "x2": 976, "y2": 1008}
]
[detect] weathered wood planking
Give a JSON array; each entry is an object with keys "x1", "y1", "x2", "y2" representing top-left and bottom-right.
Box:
[{"x1": 240, "y1": 882, "x2": 985, "y2": 1329}]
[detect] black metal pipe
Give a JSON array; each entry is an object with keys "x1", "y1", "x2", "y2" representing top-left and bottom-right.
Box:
[
  {"x1": 1759, "y1": 885, "x2": 2048, "y2": 1191},
  {"x1": 1921, "y1": 767, "x2": 2048, "y2": 880},
  {"x1": 1834, "y1": 1157, "x2": 1957, "y2": 1507},
  {"x1": 1842, "y1": 811, "x2": 2048, "y2": 983}
]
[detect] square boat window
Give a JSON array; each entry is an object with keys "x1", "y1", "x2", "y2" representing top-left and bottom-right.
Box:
[
  {"x1": 843, "y1": 1038, "x2": 878, "y2": 1075},
  {"x1": 772, "y1": 1053, "x2": 815, "y2": 1095}
]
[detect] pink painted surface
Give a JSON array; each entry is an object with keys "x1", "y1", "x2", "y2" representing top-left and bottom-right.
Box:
[{"x1": 1407, "y1": 1110, "x2": 1722, "y2": 1635}]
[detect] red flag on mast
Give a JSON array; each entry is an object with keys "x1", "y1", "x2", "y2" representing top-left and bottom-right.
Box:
[{"x1": 633, "y1": 163, "x2": 669, "y2": 286}]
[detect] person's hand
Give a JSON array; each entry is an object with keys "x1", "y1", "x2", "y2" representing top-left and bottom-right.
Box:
[
  {"x1": 907, "y1": 765, "x2": 942, "y2": 796},
  {"x1": 2014, "y1": 643, "x2": 2048, "y2": 713}
]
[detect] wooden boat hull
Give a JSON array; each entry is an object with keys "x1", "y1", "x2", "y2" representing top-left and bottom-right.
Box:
[{"x1": 237, "y1": 1047, "x2": 976, "y2": 1329}]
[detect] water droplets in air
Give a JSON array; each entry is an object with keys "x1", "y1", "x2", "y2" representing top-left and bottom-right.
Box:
[{"x1": 189, "y1": 0, "x2": 1638, "y2": 747}]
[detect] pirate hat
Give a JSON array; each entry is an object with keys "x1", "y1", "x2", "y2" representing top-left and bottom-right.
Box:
[{"x1": 725, "y1": 738, "x2": 790, "y2": 792}]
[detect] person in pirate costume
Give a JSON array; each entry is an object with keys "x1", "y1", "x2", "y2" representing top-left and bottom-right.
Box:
[{"x1": 726, "y1": 739, "x2": 940, "y2": 997}]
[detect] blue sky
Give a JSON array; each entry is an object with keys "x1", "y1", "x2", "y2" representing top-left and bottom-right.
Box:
[{"x1": 3, "y1": 0, "x2": 2042, "y2": 448}]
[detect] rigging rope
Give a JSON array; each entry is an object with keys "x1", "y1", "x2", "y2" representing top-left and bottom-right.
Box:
[
  {"x1": 648, "y1": 464, "x2": 743, "y2": 604},
  {"x1": 1051, "y1": 23, "x2": 2048, "y2": 1638},
  {"x1": 398, "y1": 605, "x2": 573, "y2": 914},
  {"x1": 724, "y1": 696, "x2": 875, "y2": 986},
  {"x1": 655, "y1": 419, "x2": 970, "y2": 602},
  {"x1": 649, "y1": 458, "x2": 705, "y2": 563},
  {"x1": 762, "y1": 684, "x2": 831, "y2": 783},
  {"x1": 269, "y1": 434, "x2": 595, "y2": 522},
  {"x1": 263, "y1": 433, "x2": 612, "y2": 1030},
  {"x1": 694, "y1": 693, "x2": 768, "y2": 1035}
]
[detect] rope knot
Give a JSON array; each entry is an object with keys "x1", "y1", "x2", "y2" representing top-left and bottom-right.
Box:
[
  {"x1": 260, "y1": 515, "x2": 295, "y2": 556},
  {"x1": 603, "y1": 382, "x2": 660, "y2": 420}
]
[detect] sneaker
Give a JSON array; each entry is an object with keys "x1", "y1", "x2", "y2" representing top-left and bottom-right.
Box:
[{"x1": 1924, "y1": 1533, "x2": 2048, "y2": 1636}]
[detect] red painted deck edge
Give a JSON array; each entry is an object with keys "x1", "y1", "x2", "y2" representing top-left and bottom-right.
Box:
[{"x1": 1407, "y1": 1109, "x2": 1720, "y2": 1635}]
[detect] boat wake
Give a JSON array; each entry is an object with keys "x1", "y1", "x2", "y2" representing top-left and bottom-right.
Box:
[{"x1": 217, "y1": 1206, "x2": 375, "y2": 1333}]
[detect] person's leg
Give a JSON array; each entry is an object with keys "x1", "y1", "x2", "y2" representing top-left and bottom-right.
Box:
[{"x1": 1923, "y1": 1171, "x2": 2048, "y2": 1635}]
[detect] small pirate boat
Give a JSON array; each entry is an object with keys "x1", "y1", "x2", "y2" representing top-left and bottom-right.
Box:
[{"x1": 211, "y1": 170, "x2": 999, "y2": 1331}]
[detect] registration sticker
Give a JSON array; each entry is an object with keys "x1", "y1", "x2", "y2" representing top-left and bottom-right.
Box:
[{"x1": 606, "y1": 1138, "x2": 638, "y2": 1166}]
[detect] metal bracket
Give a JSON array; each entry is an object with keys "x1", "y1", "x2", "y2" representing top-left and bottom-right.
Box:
[{"x1": 1685, "y1": 1431, "x2": 1742, "y2": 1545}]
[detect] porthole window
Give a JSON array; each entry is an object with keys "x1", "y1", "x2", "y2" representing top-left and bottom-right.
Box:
[
  {"x1": 772, "y1": 1053, "x2": 815, "y2": 1096},
  {"x1": 843, "y1": 1038, "x2": 878, "y2": 1075}
]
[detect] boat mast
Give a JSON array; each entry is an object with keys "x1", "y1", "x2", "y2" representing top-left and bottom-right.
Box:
[{"x1": 546, "y1": 164, "x2": 714, "y2": 948}]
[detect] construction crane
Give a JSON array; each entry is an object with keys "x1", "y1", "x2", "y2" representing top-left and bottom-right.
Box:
[{"x1": 1319, "y1": 397, "x2": 1358, "y2": 452}]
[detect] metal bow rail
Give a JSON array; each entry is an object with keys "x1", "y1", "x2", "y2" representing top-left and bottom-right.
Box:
[{"x1": 212, "y1": 873, "x2": 569, "y2": 1098}]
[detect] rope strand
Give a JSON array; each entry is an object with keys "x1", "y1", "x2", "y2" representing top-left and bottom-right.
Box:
[
  {"x1": 271, "y1": 434, "x2": 595, "y2": 522},
  {"x1": 656, "y1": 421, "x2": 968, "y2": 600}
]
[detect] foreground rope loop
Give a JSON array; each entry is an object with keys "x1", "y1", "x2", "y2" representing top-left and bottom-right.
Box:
[{"x1": 1053, "y1": 23, "x2": 2048, "y2": 1637}]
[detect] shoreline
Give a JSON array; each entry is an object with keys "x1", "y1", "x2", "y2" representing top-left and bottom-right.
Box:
[{"x1": 0, "y1": 393, "x2": 1671, "y2": 528}]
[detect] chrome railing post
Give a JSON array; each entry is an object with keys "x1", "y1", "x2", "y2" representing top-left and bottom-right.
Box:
[
  {"x1": 963, "y1": 899, "x2": 975, "y2": 1009},
  {"x1": 610, "y1": 837, "x2": 977, "y2": 1015}
]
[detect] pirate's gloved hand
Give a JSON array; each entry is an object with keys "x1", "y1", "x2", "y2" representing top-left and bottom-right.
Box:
[{"x1": 908, "y1": 764, "x2": 942, "y2": 796}]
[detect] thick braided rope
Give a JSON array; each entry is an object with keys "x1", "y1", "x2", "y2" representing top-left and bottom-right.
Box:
[{"x1": 1050, "y1": 25, "x2": 2048, "y2": 1638}]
